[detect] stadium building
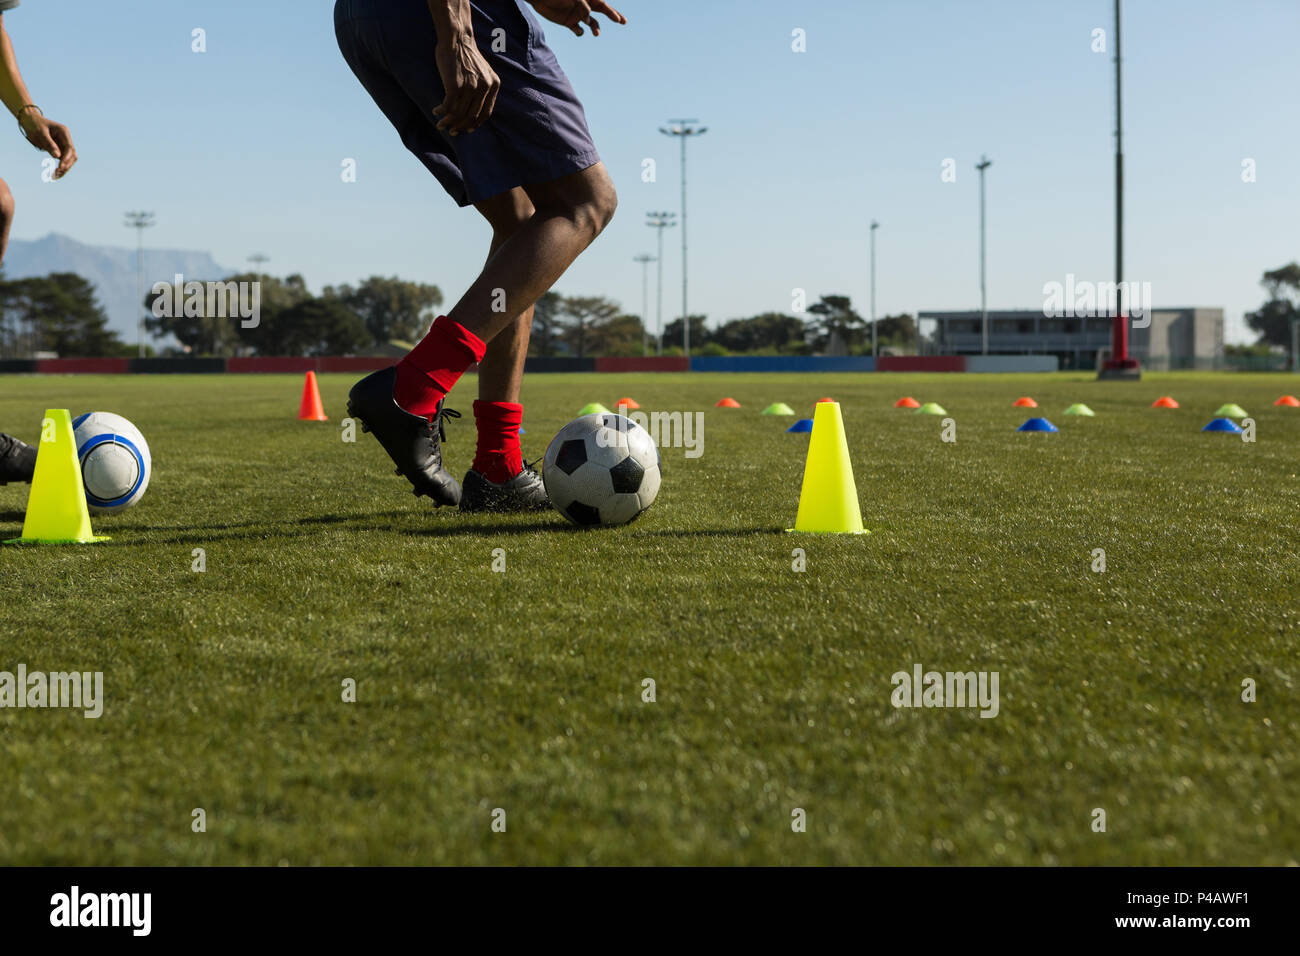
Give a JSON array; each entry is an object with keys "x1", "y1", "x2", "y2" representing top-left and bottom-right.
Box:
[{"x1": 918, "y1": 308, "x2": 1225, "y2": 371}]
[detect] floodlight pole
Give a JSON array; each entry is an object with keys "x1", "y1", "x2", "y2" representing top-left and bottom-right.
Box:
[
  {"x1": 660, "y1": 120, "x2": 707, "y2": 358},
  {"x1": 125, "y1": 211, "x2": 156, "y2": 358},
  {"x1": 633, "y1": 253, "x2": 655, "y2": 356},
  {"x1": 1099, "y1": 0, "x2": 1140, "y2": 379},
  {"x1": 870, "y1": 221, "x2": 879, "y2": 358},
  {"x1": 976, "y1": 157, "x2": 992, "y2": 355},
  {"x1": 646, "y1": 212, "x2": 676, "y2": 355}
]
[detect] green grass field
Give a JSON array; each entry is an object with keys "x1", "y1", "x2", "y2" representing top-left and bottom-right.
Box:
[{"x1": 1, "y1": 371, "x2": 1297, "y2": 865}]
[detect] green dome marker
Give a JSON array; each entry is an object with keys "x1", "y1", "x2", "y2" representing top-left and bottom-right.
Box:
[
  {"x1": 1213, "y1": 403, "x2": 1248, "y2": 418},
  {"x1": 1064, "y1": 403, "x2": 1095, "y2": 416},
  {"x1": 577, "y1": 402, "x2": 610, "y2": 416},
  {"x1": 915, "y1": 402, "x2": 947, "y2": 415},
  {"x1": 761, "y1": 402, "x2": 795, "y2": 416}
]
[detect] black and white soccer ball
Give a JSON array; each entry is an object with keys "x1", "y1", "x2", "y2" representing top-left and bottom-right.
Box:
[{"x1": 543, "y1": 413, "x2": 661, "y2": 526}]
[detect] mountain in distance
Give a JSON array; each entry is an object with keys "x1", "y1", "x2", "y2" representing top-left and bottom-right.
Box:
[{"x1": 3, "y1": 233, "x2": 238, "y2": 344}]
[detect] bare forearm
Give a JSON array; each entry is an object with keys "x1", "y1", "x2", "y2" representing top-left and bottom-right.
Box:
[
  {"x1": 426, "y1": 0, "x2": 475, "y2": 47},
  {"x1": 0, "y1": 18, "x2": 36, "y2": 119}
]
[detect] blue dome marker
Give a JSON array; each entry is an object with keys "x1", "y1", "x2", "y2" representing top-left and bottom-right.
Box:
[
  {"x1": 1202, "y1": 417, "x2": 1242, "y2": 433},
  {"x1": 787, "y1": 418, "x2": 814, "y2": 433},
  {"x1": 1017, "y1": 417, "x2": 1058, "y2": 433}
]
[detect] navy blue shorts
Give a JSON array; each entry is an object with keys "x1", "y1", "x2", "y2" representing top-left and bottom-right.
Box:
[{"x1": 334, "y1": 0, "x2": 601, "y2": 207}]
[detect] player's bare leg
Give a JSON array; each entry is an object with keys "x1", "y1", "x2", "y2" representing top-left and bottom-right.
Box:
[
  {"x1": 337, "y1": 0, "x2": 621, "y2": 509},
  {"x1": 474, "y1": 187, "x2": 536, "y2": 404},
  {"x1": 347, "y1": 163, "x2": 616, "y2": 507},
  {"x1": 460, "y1": 187, "x2": 550, "y2": 512},
  {"x1": 448, "y1": 163, "x2": 616, "y2": 343}
]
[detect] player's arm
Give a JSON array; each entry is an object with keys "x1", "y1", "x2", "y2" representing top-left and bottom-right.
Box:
[
  {"x1": 527, "y1": 1, "x2": 626, "y2": 37},
  {"x1": 426, "y1": 0, "x2": 499, "y2": 136},
  {"x1": 0, "y1": 13, "x2": 76, "y2": 179}
]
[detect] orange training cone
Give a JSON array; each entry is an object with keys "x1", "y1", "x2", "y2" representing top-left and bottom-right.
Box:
[
  {"x1": 615, "y1": 397, "x2": 641, "y2": 410},
  {"x1": 1152, "y1": 396, "x2": 1179, "y2": 408},
  {"x1": 716, "y1": 397, "x2": 741, "y2": 408},
  {"x1": 299, "y1": 371, "x2": 328, "y2": 421},
  {"x1": 817, "y1": 397, "x2": 835, "y2": 403},
  {"x1": 894, "y1": 397, "x2": 920, "y2": 408},
  {"x1": 1013, "y1": 397, "x2": 1038, "y2": 408},
  {"x1": 1274, "y1": 395, "x2": 1300, "y2": 407}
]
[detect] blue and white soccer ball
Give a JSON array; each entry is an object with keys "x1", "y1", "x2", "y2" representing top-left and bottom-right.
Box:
[
  {"x1": 71, "y1": 411, "x2": 152, "y2": 515},
  {"x1": 543, "y1": 412, "x2": 661, "y2": 526}
]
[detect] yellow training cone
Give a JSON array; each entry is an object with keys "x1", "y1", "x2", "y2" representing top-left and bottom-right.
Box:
[
  {"x1": 4, "y1": 409, "x2": 109, "y2": 545},
  {"x1": 788, "y1": 401, "x2": 867, "y2": 534}
]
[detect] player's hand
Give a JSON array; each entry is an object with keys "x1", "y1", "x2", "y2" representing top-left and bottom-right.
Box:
[
  {"x1": 528, "y1": 0, "x2": 627, "y2": 37},
  {"x1": 433, "y1": 37, "x2": 500, "y2": 136},
  {"x1": 20, "y1": 114, "x2": 77, "y2": 179}
]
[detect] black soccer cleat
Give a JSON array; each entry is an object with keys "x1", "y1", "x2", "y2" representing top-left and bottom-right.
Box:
[
  {"x1": 459, "y1": 462, "x2": 550, "y2": 513},
  {"x1": 0, "y1": 432, "x2": 37, "y2": 485},
  {"x1": 346, "y1": 366, "x2": 462, "y2": 507}
]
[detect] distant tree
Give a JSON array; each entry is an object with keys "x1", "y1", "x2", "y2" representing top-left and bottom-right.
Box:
[
  {"x1": 874, "y1": 313, "x2": 917, "y2": 350},
  {"x1": 280, "y1": 298, "x2": 371, "y2": 356},
  {"x1": 324, "y1": 275, "x2": 442, "y2": 347},
  {"x1": 233, "y1": 273, "x2": 314, "y2": 355},
  {"x1": 145, "y1": 272, "x2": 315, "y2": 356},
  {"x1": 661, "y1": 314, "x2": 709, "y2": 353},
  {"x1": 805, "y1": 294, "x2": 865, "y2": 352},
  {"x1": 711, "y1": 312, "x2": 805, "y2": 353},
  {"x1": 587, "y1": 313, "x2": 645, "y2": 356},
  {"x1": 143, "y1": 281, "x2": 243, "y2": 356},
  {"x1": 1245, "y1": 263, "x2": 1300, "y2": 348},
  {"x1": 235, "y1": 297, "x2": 368, "y2": 357},
  {"x1": 557, "y1": 295, "x2": 623, "y2": 358},
  {"x1": 529, "y1": 291, "x2": 563, "y2": 356},
  {"x1": 0, "y1": 273, "x2": 122, "y2": 356}
]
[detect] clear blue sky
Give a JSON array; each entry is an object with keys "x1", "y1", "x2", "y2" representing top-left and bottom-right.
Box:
[{"x1": 5, "y1": 0, "x2": 1297, "y2": 343}]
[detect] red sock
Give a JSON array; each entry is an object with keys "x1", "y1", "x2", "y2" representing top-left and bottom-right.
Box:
[
  {"x1": 394, "y1": 315, "x2": 487, "y2": 419},
  {"x1": 472, "y1": 400, "x2": 524, "y2": 483}
]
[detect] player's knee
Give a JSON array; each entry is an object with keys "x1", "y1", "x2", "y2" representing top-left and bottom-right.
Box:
[
  {"x1": 595, "y1": 182, "x2": 618, "y2": 232},
  {"x1": 574, "y1": 180, "x2": 618, "y2": 239}
]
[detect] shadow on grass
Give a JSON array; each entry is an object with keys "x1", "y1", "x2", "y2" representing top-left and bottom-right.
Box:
[
  {"x1": 22, "y1": 501, "x2": 784, "y2": 545},
  {"x1": 411, "y1": 522, "x2": 782, "y2": 538},
  {"x1": 102, "y1": 509, "x2": 433, "y2": 545}
]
